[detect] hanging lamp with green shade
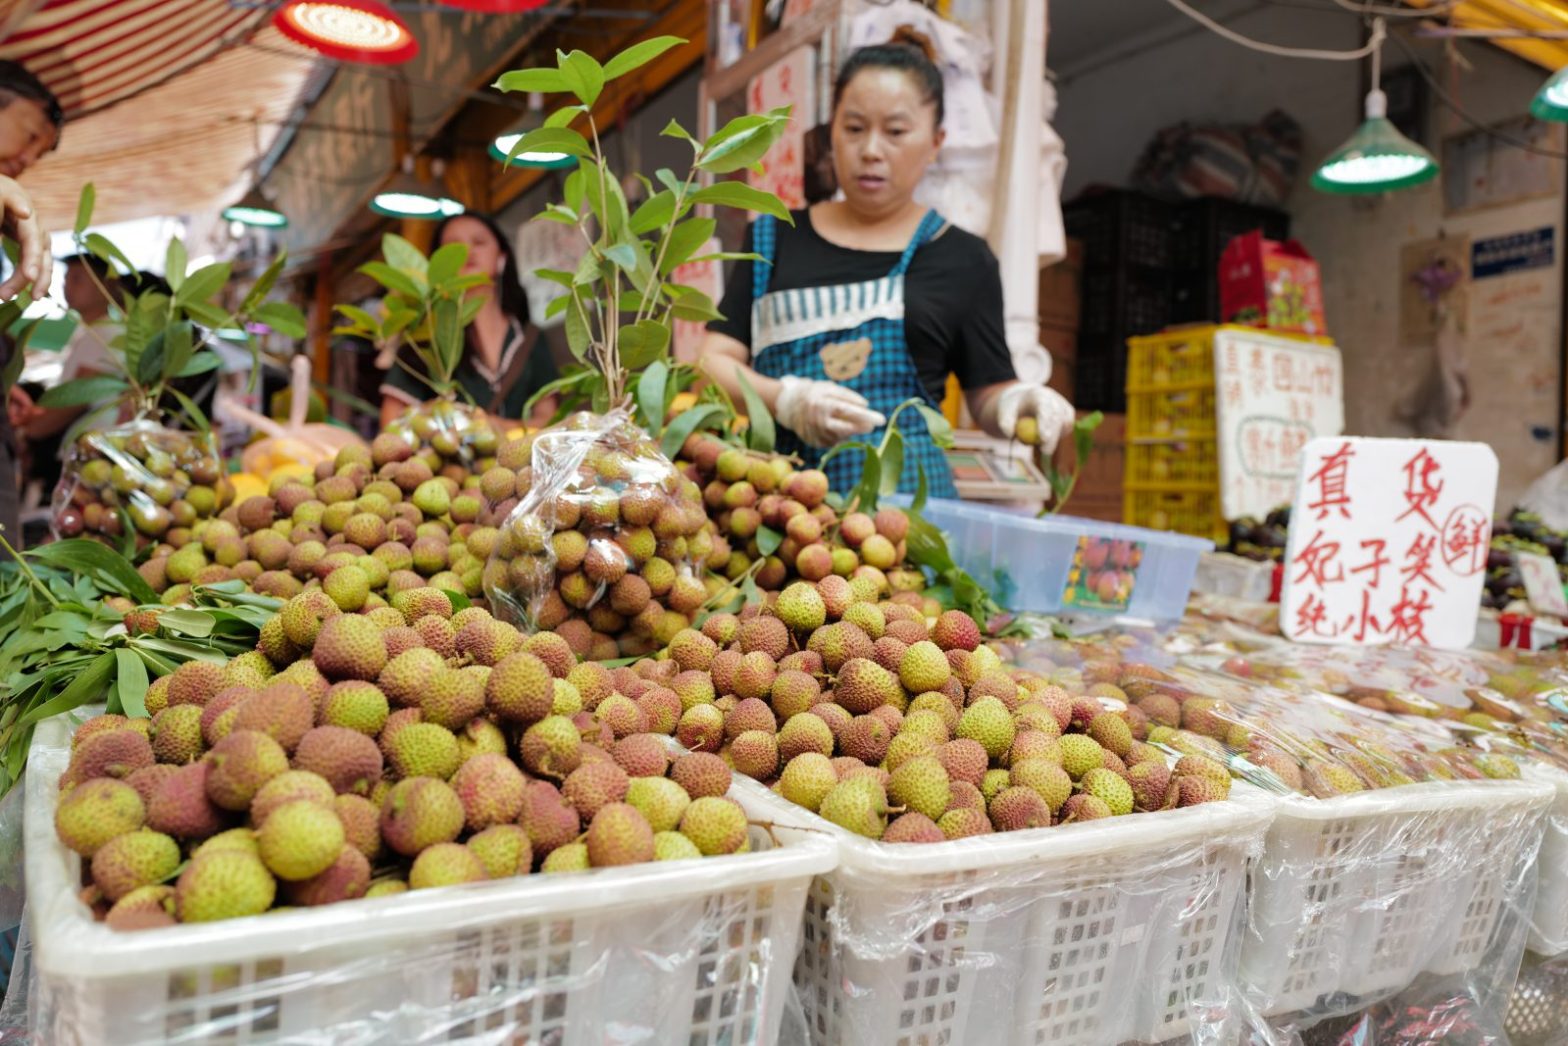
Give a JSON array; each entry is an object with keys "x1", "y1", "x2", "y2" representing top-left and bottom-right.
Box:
[{"x1": 1312, "y1": 17, "x2": 1439, "y2": 195}]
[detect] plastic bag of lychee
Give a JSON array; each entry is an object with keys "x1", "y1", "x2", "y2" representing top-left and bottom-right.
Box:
[
  {"x1": 483, "y1": 410, "x2": 718, "y2": 658},
  {"x1": 51, "y1": 415, "x2": 231, "y2": 553},
  {"x1": 379, "y1": 396, "x2": 504, "y2": 474}
]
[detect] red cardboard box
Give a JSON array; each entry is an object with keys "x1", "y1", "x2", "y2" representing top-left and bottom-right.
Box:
[{"x1": 1219, "y1": 230, "x2": 1327, "y2": 337}]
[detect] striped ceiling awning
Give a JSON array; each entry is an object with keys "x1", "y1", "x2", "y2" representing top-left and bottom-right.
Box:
[
  {"x1": 0, "y1": 0, "x2": 266, "y2": 119},
  {"x1": 0, "y1": 2, "x2": 319, "y2": 230}
]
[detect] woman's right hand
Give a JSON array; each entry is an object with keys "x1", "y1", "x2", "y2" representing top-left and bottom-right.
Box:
[{"x1": 774, "y1": 376, "x2": 886, "y2": 448}]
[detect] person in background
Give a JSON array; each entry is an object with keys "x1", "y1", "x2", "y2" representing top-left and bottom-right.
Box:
[
  {"x1": 697, "y1": 34, "x2": 1075, "y2": 498},
  {"x1": 379, "y1": 211, "x2": 559, "y2": 429},
  {"x1": 0, "y1": 60, "x2": 63, "y2": 546}
]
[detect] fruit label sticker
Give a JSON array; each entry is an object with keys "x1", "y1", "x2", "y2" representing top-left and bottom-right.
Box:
[
  {"x1": 1517, "y1": 551, "x2": 1568, "y2": 618},
  {"x1": 1280, "y1": 437, "x2": 1497, "y2": 649},
  {"x1": 1062, "y1": 535, "x2": 1144, "y2": 612},
  {"x1": 1213, "y1": 328, "x2": 1344, "y2": 522}
]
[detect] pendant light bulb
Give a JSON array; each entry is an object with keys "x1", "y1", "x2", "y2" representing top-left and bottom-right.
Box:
[{"x1": 1312, "y1": 19, "x2": 1438, "y2": 195}]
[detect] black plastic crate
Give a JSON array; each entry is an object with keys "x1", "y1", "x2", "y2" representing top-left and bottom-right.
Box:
[
  {"x1": 1074, "y1": 344, "x2": 1128, "y2": 413},
  {"x1": 1064, "y1": 190, "x2": 1177, "y2": 271},
  {"x1": 1080, "y1": 268, "x2": 1172, "y2": 341},
  {"x1": 1170, "y1": 269, "x2": 1218, "y2": 326},
  {"x1": 1168, "y1": 196, "x2": 1290, "y2": 274}
]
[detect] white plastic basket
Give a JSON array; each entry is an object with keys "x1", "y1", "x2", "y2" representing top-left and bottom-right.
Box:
[
  {"x1": 25, "y1": 716, "x2": 837, "y2": 1045},
  {"x1": 1525, "y1": 763, "x2": 1568, "y2": 958},
  {"x1": 1192, "y1": 551, "x2": 1276, "y2": 603},
  {"x1": 1240, "y1": 776, "x2": 1554, "y2": 1017},
  {"x1": 731, "y1": 777, "x2": 1274, "y2": 1046}
]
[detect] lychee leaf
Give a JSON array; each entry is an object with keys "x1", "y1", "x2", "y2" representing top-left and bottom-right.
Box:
[
  {"x1": 441, "y1": 589, "x2": 471, "y2": 612},
  {"x1": 114, "y1": 649, "x2": 148, "y2": 718},
  {"x1": 636, "y1": 360, "x2": 668, "y2": 437},
  {"x1": 756, "y1": 525, "x2": 783, "y2": 557},
  {"x1": 733, "y1": 369, "x2": 774, "y2": 453},
  {"x1": 660, "y1": 403, "x2": 727, "y2": 461},
  {"x1": 157, "y1": 609, "x2": 215, "y2": 638}
]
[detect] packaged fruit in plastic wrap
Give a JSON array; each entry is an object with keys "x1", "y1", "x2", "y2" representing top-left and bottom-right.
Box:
[
  {"x1": 483, "y1": 410, "x2": 714, "y2": 658},
  {"x1": 52, "y1": 416, "x2": 232, "y2": 554},
  {"x1": 377, "y1": 396, "x2": 505, "y2": 478}
]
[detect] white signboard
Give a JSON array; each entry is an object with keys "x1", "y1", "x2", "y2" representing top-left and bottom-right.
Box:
[
  {"x1": 1213, "y1": 328, "x2": 1344, "y2": 521},
  {"x1": 747, "y1": 46, "x2": 814, "y2": 211},
  {"x1": 1280, "y1": 437, "x2": 1496, "y2": 649},
  {"x1": 1518, "y1": 551, "x2": 1568, "y2": 618}
]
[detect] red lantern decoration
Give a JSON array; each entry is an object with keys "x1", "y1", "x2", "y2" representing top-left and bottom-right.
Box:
[
  {"x1": 438, "y1": 0, "x2": 552, "y2": 11},
  {"x1": 274, "y1": 0, "x2": 419, "y2": 65}
]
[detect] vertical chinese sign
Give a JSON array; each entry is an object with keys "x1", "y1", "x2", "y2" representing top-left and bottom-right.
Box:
[
  {"x1": 747, "y1": 46, "x2": 814, "y2": 210},
  {"x1": 1281, "y1": 437, "x2": 1497, "y2": 649},
  {"x1": 1212, "y1": 328, "x2": 1344, "y2": 522}
]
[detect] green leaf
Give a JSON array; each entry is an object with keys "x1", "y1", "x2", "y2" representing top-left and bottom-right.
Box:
[
  {"x1": 136, "y1": 327, "x2": 167, "y2": 386},
  {"x1": 564, "y1": 168, "x2": 586, "y2": 212},
  {"x1": 879, "y1": 429, "x2": 904, "y2": 497},
  {"x1": 544, "y1": 103, "x2": 587, "y2": 129},
  {"x1": 156, "y1": 608, "x2": 215, "y2": 638},
  {"x1": 915, "y1": 403, "x2": 954, "y2": 449},
  {"x1": 359, "y1": 261, "x2": 422, "y2": 298},
  {"x1": 255, "y1": 301, "x2": 306, "y2": 339},
  {"x1": 603, "y1": 35, "x2": 685, "y2": 80},
  {"x1": 618, "y1": 320, "x2": 669, "y2": 369},
  {"x1": 495, "y1": 67, "x2": 569, "y2": 93},
  {"x1": 73, "y1": 183, "x2": 95, "y2": 235},
  {"x1": 175, "y1": 262, "x2": 231, "y2": 307},
  {"x1": 382, "y1": 234, "x2": 428, "y2": 277},
  {"x1": 524, "y1": 367, "x2": 599, "y2": 418},
  {"x1": 668, "y1": 285, "x2": 723, "y2": 323},
  {"x1": 564, "y1": 300, "x2": 591, "y2": 362},
  {"x1": 240, "y1": 251, "x2": 287, "y2": 314},
  {"x1": 698, "y1": 108, "x2": 792, "y2": 174},
  {"x1": 507, "y1": 127, "x2": 593, "y2": 163},
  {"x1": 441, "y1": 589, "x2": 471, "y2": 612},
  {"x1": 1075, "y1": 410, "x2": 1104, "y2": 464},
  {"x1": 663, "y1": 217, "x2": 716, "y2": 276},
  {"x1": 83, "y1": 232, "x2": 134, "y2": 276},
  {"x1": 433, "y1": 298, "x2": 461, "y2": 377},
  {"x1": 660, "y1": 121, "x2": 698, "y2": 147},
  {"x1": 734, "y1": 370, "x2": 775, "y2": 453},
  {"x1": 19, "y1": 652, "x2": 114, "y2": 726},
  {"x1": 628, "y1": 190, "x2": 676, "y2": 235},
  {"x1": 162, "y1": 322, "x2": 195, "y2": 383},
  {"x1": 426, "y1": 241, "x2": 468, "y2": 288},
  {"x1": 37, "y1": 375, "x2": 127, "y2": 409},
  {"x1": 557, "y1": 49, "x2": 606, "y2": 106},
  {"x1": 175, "y1": 354, "x2": 222, "y2": 379},
  {"x1": 756, "y1": 525, "x2": 783, "y2": 557},
  {"x1": 164, "y1": 238, "x2": 187, "y2": 291},
  {"x1": 654, "y1": 169, "x2": 683, "y2": 196},
  {"x1": 913, "y1": 462, "x2": 930, "y2": 512},
  {"x1": 661, "y1": 402, "x2": 728, "y2": 460},
  {"x1": 114, "y1": 649, "x2": 148, "y2": 719},
  {"x1": 166, "y1": 386, "x2": 210, "y2": 433},
  {"x1": 0, "y1": 320, "x2": 24, "y2": 391},
  {"x1": 692, "y1": 181, "x2": 793, "y2": 223},
  {"x1": 182, "y1": 300, "x2": 231, "y2": 330},
  {"x1": 636, "y1": 360, "x2": 669, "y2": 437},
  {"x1": 603, "y1": 244, "x2": 638, "y2": 272}
]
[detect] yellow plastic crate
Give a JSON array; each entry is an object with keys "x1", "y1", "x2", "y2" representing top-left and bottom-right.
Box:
[{"x1": 1123, "y1": 324, "x2": 1328, "y2": 543}]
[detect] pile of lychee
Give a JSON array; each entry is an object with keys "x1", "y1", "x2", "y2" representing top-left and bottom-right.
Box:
[
  {"x1": 53, "y1": 421, "x2": 234, "y2": 551},
  {"x1": 678, "y1": 435, "x2": 925, "y2": 596},
  {"x1": 52, "y1": 584, "x2": 757, "y2": 930},
  {"x1": 662, "y1": 580, "x2": 1232, "y2": 842},
  {"x1": 483, "y1": 413, "x2": 722, "y2": 659},
  {"x1": 1012, "y1": 640, "x2": 1522, "y2": 799}
]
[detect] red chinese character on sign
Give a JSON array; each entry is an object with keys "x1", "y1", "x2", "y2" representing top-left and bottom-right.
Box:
[
  {"x1": 1350, "y1": 538, "x2": 1389, "y2": 588},
  {"x1": 1387, "y1": 585, "x2": 1435, "y2": 644},
  {"x1": 1293, "y1": 529, "x2": 1344, "y2": 587},
  {"x1": 1441, "y1": 505, "x2": 1490, "y2": 577},
  {"x1": 1347, "y1": 589, "x2": 1383, "y2": 642},
  {"x1": 1396, "y1": 448, "x2": 1444, "y2": 529},
  {"x1": 1401, "y1": 532, "x2": 1444, "y2": 593},
  {"x1": 1305, "y1": 441, "x2": 1356, "y2": 520},
  {"x1": 1295, "y1": 593, "x2": 1339, "y2": 638}
]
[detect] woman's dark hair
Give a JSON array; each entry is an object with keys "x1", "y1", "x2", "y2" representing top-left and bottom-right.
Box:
[
  {"x1": 0, "y1": 60, "x2": 62, "y2": 133},
  {"x1": 431, "y1": 211, "x2": 530, "y2": 328},
  {"x1": 832, "y1": 29, "x2": 944, "y2": 126}
]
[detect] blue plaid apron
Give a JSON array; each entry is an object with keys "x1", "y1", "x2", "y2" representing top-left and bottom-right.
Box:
[{"x1": 750, "y1": 210, "x2": 959, "y2": 499}]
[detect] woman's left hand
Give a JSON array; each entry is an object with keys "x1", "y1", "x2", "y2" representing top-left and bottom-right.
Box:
[{"x1": 994, "y1": 383, "x2": 1075, "y2": 454}]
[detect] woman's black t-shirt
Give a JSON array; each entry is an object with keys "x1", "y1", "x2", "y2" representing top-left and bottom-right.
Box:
[{"x1": 708, "y1": 208, "x2": 1016, "y2": 403}]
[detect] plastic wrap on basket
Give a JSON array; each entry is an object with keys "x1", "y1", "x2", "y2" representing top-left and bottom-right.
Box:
[
  {"x1": 22, "y1": 715, "x2": 835, "y2": 1045},
  {"x1": 483, "y1": 410, "x2": 715, "y2": 658},
  {"x1": 50, "y1": 416, "x2": 230, "y2": 553},
  {"x1": 734, "y1": 774, "x2": 1273, "y2": 1046},
  {"x1": 380, "y1": 395, "x2": 505, "y2": 474}
]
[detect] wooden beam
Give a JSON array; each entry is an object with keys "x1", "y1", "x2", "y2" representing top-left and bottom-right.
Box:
[{"x1": 486, "y1": 0, "x2": 707, "y2": 214}]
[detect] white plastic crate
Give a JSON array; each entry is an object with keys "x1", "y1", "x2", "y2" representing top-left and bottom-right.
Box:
[
  {"x1": 731, "y1": 777, "x2": 1273, "y2": 1046},
  {"x1": 1240, "y1": 776, "x2": 1553, "y2": 1018},
  {"x1": 1192, "y1": 551, "x2": 1275, "y2": 603},
  {"x1": 1525, "y1": 763, "x2": 1568, "y2": 957},
  {"x1": 24, "y1": 716, "x2": 837, "y2": 1045}
]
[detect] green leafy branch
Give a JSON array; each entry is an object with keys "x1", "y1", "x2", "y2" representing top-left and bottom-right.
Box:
[{"x1": 1038, "y1": 411, "x2": 1104, "y2": 517}]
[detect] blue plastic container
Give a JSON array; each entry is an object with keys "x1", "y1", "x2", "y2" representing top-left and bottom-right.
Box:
[{"x1": 894, "y1": 498, "x2": 1212, "y2": 622}]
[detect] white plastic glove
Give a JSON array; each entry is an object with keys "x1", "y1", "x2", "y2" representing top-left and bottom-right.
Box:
[
  {"x1": 774, "y1": 375, "x2": 887, "y2": 449},
  {"x1": 995, "y1": 382, "x2": 1075, "y2": 454}
]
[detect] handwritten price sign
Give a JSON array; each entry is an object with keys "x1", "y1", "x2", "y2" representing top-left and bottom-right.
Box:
[
  {"x1": 1213, "y1": 329, "x2": 1343, "y2": 521},
  {"x1": 1280, "y1": 437, "x2": 1497, "y2": 649}
]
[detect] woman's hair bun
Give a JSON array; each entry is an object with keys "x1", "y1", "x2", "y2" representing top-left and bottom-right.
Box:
[{"x1": 887, "y1": 25, "x2": 938, "y2": 64}]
